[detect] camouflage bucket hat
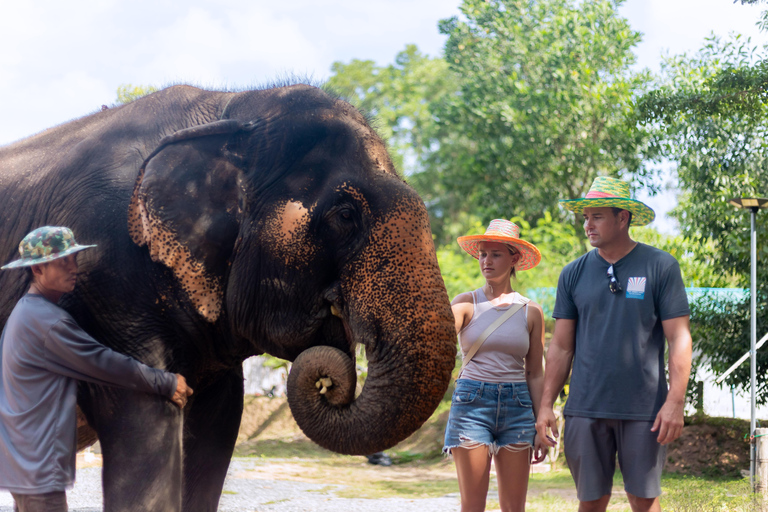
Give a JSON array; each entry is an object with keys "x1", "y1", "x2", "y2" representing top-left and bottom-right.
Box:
[
  {"x1": 559, "y1": 176, "x2": 655, "y2": 226},
  {"x1": 1, "y1": 226, "x2": 96, "y2": 270}
]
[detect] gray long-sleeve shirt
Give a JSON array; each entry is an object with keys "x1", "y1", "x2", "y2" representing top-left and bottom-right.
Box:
[{"x1": 0, "y1": 293, "x2": 177, "y2": 494}]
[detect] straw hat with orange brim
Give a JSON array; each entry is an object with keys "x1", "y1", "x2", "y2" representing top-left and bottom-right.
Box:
[
  {"x1": 559, "y1": 176, "x2": 655, "y2": 227},
  {"x1": 457, "y1": 219, "x2": 541, "y2": 271}
]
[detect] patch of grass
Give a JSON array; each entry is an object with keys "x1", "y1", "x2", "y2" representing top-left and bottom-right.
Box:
[
  {"x1": 389, "y1": 449, "x2": 443, "y2": 464},
  {"x1": 234, "y1": 438, "x2": 345, "y2": 459},
  {"x1": 660, "y1": 473, "x2": 763, "y2": 511},
  {"x1": 526, "y1": 492, "x2": 595, "y2": 512},
  {"x1": 221, "y1": 490, "x2": 237, "y2": 495},
  {"x1": 263, "y1": 499, "x2": 290, "y2": 505},
  {"x1": 305, "y1": 486, "x2": 337, "y2": 494},
  {"x1": 334, "y1": 478, "x2": 459, "y2": 499},
  {"x1": 529, "y1": 469, "x2": 581, "y2": 489}
]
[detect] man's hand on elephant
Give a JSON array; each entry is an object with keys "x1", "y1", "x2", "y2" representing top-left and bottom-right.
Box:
[
  {"x1": 535, "y1": 406, "x2": 559, "y2": 448},
  {"x1": 172, "y1": 374, "x2": 193, "y2": 409}
]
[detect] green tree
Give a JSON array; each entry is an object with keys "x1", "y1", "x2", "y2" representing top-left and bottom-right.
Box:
[
  {"x1": 410, "y1": 0, "x2": 651, "y2": 243},
  {"x1": 116, "y1": 84, "x2": 159, "y2": 105},
  {"x1": 326, "y1": 45, "x2": 453, "y2": 173},
  {"x1": 636, "y1": 35, "x2": 767, "y2": 287},
  {"x1": 636, "y1": 31, "x2": 768, "y2": 400}
]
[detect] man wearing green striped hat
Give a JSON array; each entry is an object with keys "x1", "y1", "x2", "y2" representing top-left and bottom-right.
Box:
[{"x1": 536, "y1": 177, "x2": 693, "y2": 512}]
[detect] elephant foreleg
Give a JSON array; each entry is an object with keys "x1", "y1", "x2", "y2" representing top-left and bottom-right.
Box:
[
  {"x1": 182, "y1": 369, "x2": 244, "y2": 512},
  {"x1": 85, "y1": 385, "x2": 184, "y2": 512}
]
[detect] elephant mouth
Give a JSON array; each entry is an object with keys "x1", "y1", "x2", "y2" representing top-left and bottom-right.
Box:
[{"x1": 312, "y1": 283, "x2": 357, "y2": 360}]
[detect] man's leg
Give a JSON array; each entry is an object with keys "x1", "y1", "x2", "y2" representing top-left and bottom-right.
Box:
[
  {"x1": 11, "y1": 492, "x2": 68, "y2": 512},
  {"x1": 564, "y1": 416, "x2": 618, "y2": 511},
  {"x1": 615, "y1": 420, "x2": 665, "y2": 512},
  {"x1": 626, "y1": 493, "x2": 661, "y2": 512},
  {"x1": 578, "y1": 495, "x2": 611, "y2": 512}
]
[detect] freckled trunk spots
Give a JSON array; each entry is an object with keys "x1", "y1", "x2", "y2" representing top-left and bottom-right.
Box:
[
  {"x1": 129, "y1": 168, "x2": 223, "y2": 322},
  {"x1": 262, "y1": 200, "x2": 316, "y2": 269},
  {"x1": 286, "y1": 191, "x2": 456, "y2": 455}
]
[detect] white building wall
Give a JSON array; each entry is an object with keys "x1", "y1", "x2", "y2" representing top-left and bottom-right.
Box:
[
  {"x1": 688, "y1": 365, "x2": 768, "y2": 420},
  {"x1": 242, "y1": 356, "x2": 288, "y2": 396}
]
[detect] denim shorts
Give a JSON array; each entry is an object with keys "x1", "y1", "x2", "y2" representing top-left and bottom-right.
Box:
[{"x1": 443, "y1": 379, "x2": 536, "y2": 455}]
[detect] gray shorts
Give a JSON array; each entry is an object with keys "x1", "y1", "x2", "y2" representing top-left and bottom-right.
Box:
[{"x1": 564, "y1": 416, "x2": 665, "y2": 502}]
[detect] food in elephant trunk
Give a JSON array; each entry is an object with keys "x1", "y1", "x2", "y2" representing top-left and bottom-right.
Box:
[{"x1": 287, "y1": 194, "x2": 457, "y2": 455}]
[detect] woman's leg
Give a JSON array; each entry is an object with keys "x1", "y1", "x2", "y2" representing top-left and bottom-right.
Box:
[
  {"x1": 494, "y1": 445, "x2": 531, "y2": 512},
  {"x1": 452, "y1": 445, "x2": 492, "y2": 512}
]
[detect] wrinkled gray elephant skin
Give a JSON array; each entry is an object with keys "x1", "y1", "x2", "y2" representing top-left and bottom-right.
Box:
[{"x1": 0, "y1": 85, "x2": 457, "y2": 512}]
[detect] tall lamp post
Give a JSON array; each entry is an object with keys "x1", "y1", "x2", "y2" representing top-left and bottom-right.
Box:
[{"x1": 729, "y1": 197, "x2": 768, "y2": 489}]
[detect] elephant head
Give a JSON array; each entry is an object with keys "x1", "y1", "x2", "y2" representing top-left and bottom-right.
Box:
[{"x1": 127, "y1": 85, "x2": 457, "y2": 454}]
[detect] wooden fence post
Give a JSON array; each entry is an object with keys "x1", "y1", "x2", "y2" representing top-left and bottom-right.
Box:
[{"x1": 756, "y1": 428, "x2": 768, "y2": 493}]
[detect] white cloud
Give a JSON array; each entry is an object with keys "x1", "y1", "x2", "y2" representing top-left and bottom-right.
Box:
[
  {"x1": 620, "y1": 0, "x2": 768, "y2": 72},
  {"x1": 0, "y1": 0, "x2": 458, "y2": 144},
  {"x1": 1, "y1": 0, "x2": 767, "y2": 150}
]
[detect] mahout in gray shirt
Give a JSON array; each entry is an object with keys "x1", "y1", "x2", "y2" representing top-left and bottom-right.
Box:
[{"x1": 0, "y1": 293, "x2": 177, "y2": 494}]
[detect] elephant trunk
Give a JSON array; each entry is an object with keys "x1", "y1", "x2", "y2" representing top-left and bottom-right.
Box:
[{"x1": 287, "y1": 193, "x2": 457, "y2": 455}]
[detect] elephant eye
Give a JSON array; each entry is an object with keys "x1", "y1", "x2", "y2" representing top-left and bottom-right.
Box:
[{"x1": 323, "y1": 203, "x2": 362, "y2": 240}]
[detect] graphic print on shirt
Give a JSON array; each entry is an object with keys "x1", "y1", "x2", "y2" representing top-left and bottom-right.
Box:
[{"x1": 626, "y1": 277, "x2": 647, "y2": 299}]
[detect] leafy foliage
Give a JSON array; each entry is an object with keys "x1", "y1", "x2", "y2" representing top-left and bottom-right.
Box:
[
  {"x1": 690, "y1": 292, "x2": 768, "y2": 404},
  {"x1": 326, "y1": 45, "x2": 453, "y2": 173},
  {"x1": 410, "y1": 0, "x2": 651, "y2": 242},
  {"x1": 638, "y1": 35, "x2": 768, "y2": 286},
  {"x1": 634, "y1": 36, "x2": 766, "y2": 124},
  {"x1": 327, "y1": 0, "x2": 652, "y2": 245},
  {"x1": 637, "y1": 33, "x2": 768, "y2": 399},
  {"x1": 116, "y1": 84, "x2": 159, "y2": 104}
]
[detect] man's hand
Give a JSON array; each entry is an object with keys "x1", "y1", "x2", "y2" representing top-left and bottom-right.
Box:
[
  {"x1": 651, "y1": 399, "x2": 684, "y2": 445},
  {"x1": 535, "y1": 406, "x2": 560, "y2": 448},
  {"x1": 172, "y1": 374, "x2": 193, "y2": 409}
]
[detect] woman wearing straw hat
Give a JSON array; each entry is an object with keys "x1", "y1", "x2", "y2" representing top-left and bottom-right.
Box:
[{"x1": 444, "y1": 219, "x2": 547, "y2": 512}]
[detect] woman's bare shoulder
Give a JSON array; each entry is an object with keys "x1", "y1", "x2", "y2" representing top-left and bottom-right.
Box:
[
  {"x1": 526, "y1": 300, "x2": 545, "y2": 322},
  {"x1": 451, "y1": 291, "x2": 475, "y2": 306}
]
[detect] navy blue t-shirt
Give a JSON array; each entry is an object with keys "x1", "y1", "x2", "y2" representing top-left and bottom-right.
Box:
[{"x1": 553, "y1": 243, "x2": 690, "y2": 420}]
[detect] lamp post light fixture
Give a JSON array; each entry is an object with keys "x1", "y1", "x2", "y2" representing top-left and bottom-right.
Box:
[{"x1": 729, "y1": 197, "x2": 768, "y2": 489}]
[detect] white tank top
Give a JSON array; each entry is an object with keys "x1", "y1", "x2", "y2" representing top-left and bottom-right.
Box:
[{"x1": 458, "y1": 289, "x2": 530, "y2": 383}]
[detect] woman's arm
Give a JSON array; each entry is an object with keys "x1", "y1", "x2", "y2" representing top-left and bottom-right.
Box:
[
  {"x1": 451, "y1": 292, "x2": 474, "y2": 334},
  {"x1": 525, "y1": 302, "x2": 547, "y2": 462},
  {"x1": 525, "y1": 302, "x2": 546, "y2": 420}
]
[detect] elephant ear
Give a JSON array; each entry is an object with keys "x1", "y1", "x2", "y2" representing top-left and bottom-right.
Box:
[{"x1": 128, "y1": 120, "x2": 256, "y2": 322}]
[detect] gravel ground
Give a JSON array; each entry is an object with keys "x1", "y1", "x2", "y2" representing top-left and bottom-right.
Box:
[{"x1": 0, "y1": 458, "x2": 465, "y2": 512}]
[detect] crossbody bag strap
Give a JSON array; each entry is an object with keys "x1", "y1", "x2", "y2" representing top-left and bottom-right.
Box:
[{"x1": 459, "y1": 297, "x2": 530, "y2": 377}]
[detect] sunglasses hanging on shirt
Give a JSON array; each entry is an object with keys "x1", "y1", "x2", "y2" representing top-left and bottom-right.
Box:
[{"x1": 607, "y1": 264, "x2": 622, "y2": 294}]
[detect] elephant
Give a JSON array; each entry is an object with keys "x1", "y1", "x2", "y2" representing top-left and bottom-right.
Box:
[{"x1": 0, "y1": 84, "x2": 457, "y2": 511}]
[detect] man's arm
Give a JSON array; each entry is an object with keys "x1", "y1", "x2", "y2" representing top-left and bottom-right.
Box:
[
  {"x1": 44, "y1": 317, "x2": 192, "y2": 407},
  {"x1": 535, "y1": 318, "x2": 576, "y2": 448},
  {"x1": 651, "y1": 315, "x2": 692, "y2": 445}
]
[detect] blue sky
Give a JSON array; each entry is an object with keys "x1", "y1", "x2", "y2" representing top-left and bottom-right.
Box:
[{"x1": 1, "y1": 0, "x2": 766, "y2": 232}]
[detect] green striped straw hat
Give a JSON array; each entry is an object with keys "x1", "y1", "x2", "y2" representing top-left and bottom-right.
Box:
[{"x1": 560, "y1": 177, "x2": 655, "y2": 226}]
